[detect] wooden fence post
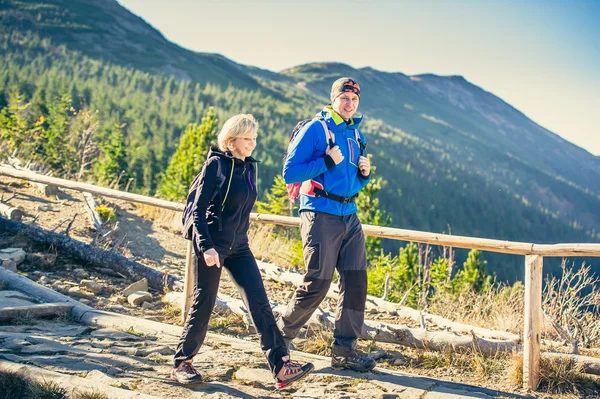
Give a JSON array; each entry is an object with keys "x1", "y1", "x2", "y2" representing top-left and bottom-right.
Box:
[
  {"x1": 523, "y1": 254, "x2": 543, "y2": 390},
  {"x1": 182, "y1": 241, "x2": 196, "y2": 323}
]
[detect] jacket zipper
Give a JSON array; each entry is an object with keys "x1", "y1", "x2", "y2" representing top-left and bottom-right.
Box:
[{"x1": 230, "y1": 163, "x2": 251, "y2": 250}]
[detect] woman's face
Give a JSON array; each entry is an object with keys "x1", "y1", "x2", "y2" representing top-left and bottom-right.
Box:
[{"x1": 229, "y1": 133, "x2": 257, "y2": 159}]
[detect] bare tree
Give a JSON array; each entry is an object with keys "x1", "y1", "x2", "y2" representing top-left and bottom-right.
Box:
[
  {"x1": 543, "y1": 260, "x2": 600, "y2": 354},
  {"x1": 70, "y1": 108, "x2": 100, "y2": 180}
]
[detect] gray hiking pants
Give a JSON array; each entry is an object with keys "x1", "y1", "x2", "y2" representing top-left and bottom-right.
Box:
[{"x1": 277, "y1": 211, "x2": 367, "y2": 354}]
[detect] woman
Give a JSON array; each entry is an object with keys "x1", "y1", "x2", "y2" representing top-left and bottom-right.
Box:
[{"x1": 171, "y1": 114, "x2": 314, "y2": 389}]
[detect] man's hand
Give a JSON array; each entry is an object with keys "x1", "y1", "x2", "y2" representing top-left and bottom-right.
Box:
[
  {"x1": 326, "y1": 145, "x2": 344, "y2": 165},
  {"x1": 358, "y1": 156, "x2": 370, "y2": 176},
  {"x1": 203, "y1": 248, "x2": 221, "y2": 268}
]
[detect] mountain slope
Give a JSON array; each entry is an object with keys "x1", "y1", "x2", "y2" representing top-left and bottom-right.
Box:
[
  {"x1": 1, "y1": 0, "x2": 598, "y2": 282},
  {"x1": 281, "y1": 63, "x2": 600, "y2": 234},
  {"x1": 0, "y1": 0, "x2": 260, "y2": 89}
]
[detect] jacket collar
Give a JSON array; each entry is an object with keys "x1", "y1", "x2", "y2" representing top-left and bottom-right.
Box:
[
  {"x1": 208, "y1": 146, "x2": 259, "y2": 164},
  {"x1": 320, "y1": 106, "x2": 363, "y2": 133}
]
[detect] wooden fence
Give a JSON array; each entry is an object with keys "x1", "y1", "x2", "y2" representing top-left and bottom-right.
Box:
[{"x1": 2, "y1": 165, "x2": 600, "y2": 390}]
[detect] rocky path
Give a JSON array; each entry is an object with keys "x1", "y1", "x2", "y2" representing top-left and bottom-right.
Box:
[{"x1": 0, "y1": 289, "x2": 523, "y2": 399}]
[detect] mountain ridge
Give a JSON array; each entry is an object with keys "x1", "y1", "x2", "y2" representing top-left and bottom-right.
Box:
[{"x1": 1, "y1": 0, "x2": 598, "y2": 281}]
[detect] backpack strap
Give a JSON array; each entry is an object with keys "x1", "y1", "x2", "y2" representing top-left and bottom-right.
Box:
[
  {"x1": 317, "y1": 118, "x2": 335, "y2": 149},
  {"x1": 354, "y1": 130, "x2": 366, "y2": 156},
  {"x1": 221, "y1": 158, "x2": 235, "y2": 212}
]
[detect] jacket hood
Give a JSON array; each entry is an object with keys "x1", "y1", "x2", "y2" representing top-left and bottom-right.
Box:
[
  {"x1": 207, "y1": 146, "x2": 259, "y2": 164},
  {"x1": 320, "y1": 105, "x2": 363, "y2": 133}
]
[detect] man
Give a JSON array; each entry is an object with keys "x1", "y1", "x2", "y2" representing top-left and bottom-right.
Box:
[{"x1": 278, "y1": 77, "x2": 376, "y2": 372}]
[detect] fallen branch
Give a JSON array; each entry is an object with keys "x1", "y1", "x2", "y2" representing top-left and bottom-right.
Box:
[
  {"x1": 0, "y1": 217, "x2": 181, "y2": 292},
  {"x1": 0, "y1": 303, "x2": 73, "y2": 322},
  {"x1": 272, "y1": 302, "x2": 518, "y2": 356},
  {"x1": 82, "y1": 192, "x2": 103, "y2": 230},
  {"x1": 543, "y1": 352, "x2": 600, "y2": 375},
  {"x1": 0, "y1": 201, "x2": 24, "y2": 221},
  {"x1": 64, "y1": 213, "x2": 79, "y2": 237},
  {"x1": 256, "y1": 261, "x2": 520, "y2": 342}
]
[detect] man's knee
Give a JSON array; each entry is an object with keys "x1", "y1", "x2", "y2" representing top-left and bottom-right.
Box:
[
  {"x1": 295, "y1": 277, "x2": 332, "y2": 303},
  {"x1": 340, "y1": 270, "x2": 367, "y2": 311}
]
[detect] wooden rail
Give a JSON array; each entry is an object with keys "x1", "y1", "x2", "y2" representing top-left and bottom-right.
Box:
[{"x1": 2, "y1": 165, "x2": 600, "y2": 390}]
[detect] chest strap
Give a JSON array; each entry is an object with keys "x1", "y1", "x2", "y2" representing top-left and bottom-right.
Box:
[{"x1": 313, "y1": 187, "x2": 357, "y2": 204}]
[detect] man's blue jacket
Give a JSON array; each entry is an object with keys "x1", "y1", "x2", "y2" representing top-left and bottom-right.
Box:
[{"x1": 283, "y1": 106, "x2": 371, "y2": 216}]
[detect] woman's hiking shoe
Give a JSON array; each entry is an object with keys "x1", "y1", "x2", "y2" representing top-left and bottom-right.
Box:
[
  {"x1": 331, "y1": 350, "x2": 376, "y2": 372},
  {"x1": 275, "y1": 356, "x2": 314, "y2": 390},
  {"x1": 170, "y1": 361, "x2": 203, "y2": 385}
]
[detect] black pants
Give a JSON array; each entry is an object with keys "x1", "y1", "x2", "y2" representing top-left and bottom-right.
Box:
[
  {"x1": 173, "y1": 243, "x2": 288, "y2": 376},
  {"x1": 277, "y1": 211, "x2": 368, "y2": 355}
]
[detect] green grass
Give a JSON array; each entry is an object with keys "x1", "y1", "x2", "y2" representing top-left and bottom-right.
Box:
[
  {"x1": 0, "y1": 370, "x2": 67, "y2": 399},
  {"x1": 28, "y1": 379, "x2": 67, "y2": 399},
  {"x1": 72, "y1": 391, "x2": 108, "y2": 399},
  {"x1": 0, "y1": 370, "x2": 30, "y2": 399},
  {"x1": 117, "y1": 326, "x2": 145, "y2": 338}
]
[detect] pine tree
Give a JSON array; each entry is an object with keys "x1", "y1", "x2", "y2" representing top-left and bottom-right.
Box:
[
  {"x1": 0, "y1": 88, "x2": 35, "y2": 153},
  {"x1": 42, "y1": 91, "x2": 74, "y2": 174},
  {"x1": 158, "y1": 108, "x2": 219, "y2": 200},
  {"x1": 94, "y1": 122, "x2": 127, "y2": 185},
  {"x1": 452, "y1": 250, "x2": 492, "y2": 293},
  {"x1": 256, "y1": 174, "x2": 295, "y2": 216}
]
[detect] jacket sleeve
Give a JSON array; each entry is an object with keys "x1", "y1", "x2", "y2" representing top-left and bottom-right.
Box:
[
  {"x1": 357, "y1": 130, "x2": 372, "y2": 189},
  {"x1": 282, "y1": 121, "x2": 330, "y2": 184},
  {"x1": 192, "y1": 158, "x2": 220, "y2": 252}
]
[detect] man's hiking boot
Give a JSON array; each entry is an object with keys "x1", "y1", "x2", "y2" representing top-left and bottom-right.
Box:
[
  {"x1": 170, "y1": 361, "x2": 203, "y2": 385},
  {"x1": 331, "y1": 350, "x2": 376, "y2": 372},
  {"x1": 275, "y1": 356, "x2": 314, "y2": 390}
]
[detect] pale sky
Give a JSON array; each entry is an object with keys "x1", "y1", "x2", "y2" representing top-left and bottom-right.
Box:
[{"x1": 118, "y1": 0, "x2": 600, "y2": 155}]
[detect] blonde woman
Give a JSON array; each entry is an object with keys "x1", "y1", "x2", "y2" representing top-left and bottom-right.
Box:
[{"x1": 172, "y1": 114, "x2": 314, "y2": 389}]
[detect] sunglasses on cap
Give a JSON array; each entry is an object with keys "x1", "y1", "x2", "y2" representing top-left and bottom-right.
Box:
[{"x1": 341, "y1": 82, "x2": 360, "y2": 96}]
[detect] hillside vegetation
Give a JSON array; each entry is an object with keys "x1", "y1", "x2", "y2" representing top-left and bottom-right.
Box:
[{"x1": 1, "y1": 0, "x2": 599, "y2": 281}]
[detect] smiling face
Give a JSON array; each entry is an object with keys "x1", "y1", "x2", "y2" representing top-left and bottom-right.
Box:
[
  {"x1": 228, "y1": 132, "x2": 257, "y2": 159},
  {"x1": 332, "y1": 91, "x2": 360, "y2": 121}
]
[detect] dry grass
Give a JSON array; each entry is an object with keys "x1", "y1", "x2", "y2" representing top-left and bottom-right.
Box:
[
  {"x1": 498, "y1": 351, "x2": 600, "y2": 396},
  {"x1": 427, "y1": 281, "x2": 524, "y2": 334},
  {"x1": 412, "y1": 346, "x2": 468, "y2": 370},
  {"x1": 12, "y1": 310, "x2": 38, "y2": 326},
  {"x1": 136, "y1": 204, "x2": 181, "y2": 232},
  {"x1": 409, "y1": 345, "x2": 507, "y2": 380},
  {"x1": 468, "y1": 347, "x2": 508, "y2": 380},
  {"x1": 248, "y1": 224, "x2": 303, "y2": 270},
  {"x1": 209, "y1": 311, "x2": 248, "y2": 335},
  {"x1": 539, "y1": 356, "x2": 588, "y2": 395},
  {"x1": 507, "y1": 352, "x2": 523, "y2": 387},
  {"x1": 157, "y1": 300, "x2": 182, "y2": 325},
  {"x1": 295, "y1": 327, "x2": 334, "y2": 356}
]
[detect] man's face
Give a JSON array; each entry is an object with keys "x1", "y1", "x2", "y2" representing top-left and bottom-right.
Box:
[{"x1": 332, "y1": 92, "x2": 359, "y2": 121}]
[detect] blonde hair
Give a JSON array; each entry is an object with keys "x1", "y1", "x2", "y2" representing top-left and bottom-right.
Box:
[{"x1": 217, "y1": 114, "x2": 259, "y2": 152}]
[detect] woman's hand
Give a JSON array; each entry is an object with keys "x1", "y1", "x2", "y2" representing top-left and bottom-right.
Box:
[{"x1": 203, "y1": 248, "x2": 221, "y2": 268}]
